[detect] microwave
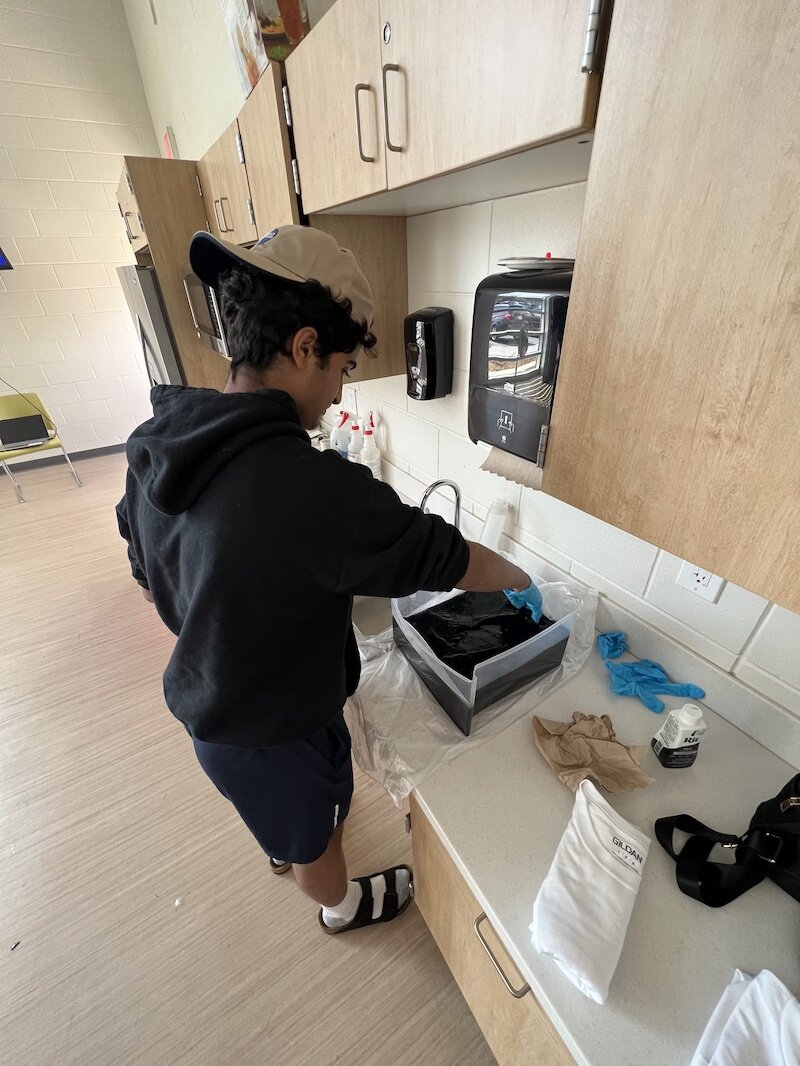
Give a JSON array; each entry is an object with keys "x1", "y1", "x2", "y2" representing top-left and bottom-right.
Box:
[
  {"x1": 468, "y1": 259, "x2": 572, "y2": 466},
  {"x1": 184, "y1": 272, "x2": 229, "y2": 359}
]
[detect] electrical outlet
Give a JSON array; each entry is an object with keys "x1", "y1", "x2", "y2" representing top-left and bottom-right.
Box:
[{"x1": 676, "y1": 561, "x2": 726, "y2": 603}]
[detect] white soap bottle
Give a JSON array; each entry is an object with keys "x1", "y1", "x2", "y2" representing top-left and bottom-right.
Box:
[
  {"x1": 478, "y1": 499, "x2": 510, "y2": 551},
  {"x1": 361, "y1": 427, "x2": 382, "y2": 480},
  {"x1": 330, "y1": 411, "x2": 350, "y2": 458},
  {"x1": 651, "y1": 703, "x2": 708, "y2": 768},
  {"x1": 347, "y1": 418, "x2": 364, "y2": 462}
]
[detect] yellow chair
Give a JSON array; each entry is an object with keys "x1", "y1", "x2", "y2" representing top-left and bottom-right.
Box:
[{"x1": 0, "y1": 392, "x2": 82, "y2": 504}]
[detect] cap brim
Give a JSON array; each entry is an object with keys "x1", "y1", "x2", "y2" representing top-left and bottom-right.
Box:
[{"x1": 189, "y1": 231, "x2": 305, "y2": 290}]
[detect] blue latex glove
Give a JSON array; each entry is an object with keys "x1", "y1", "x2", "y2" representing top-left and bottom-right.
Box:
[
  {"x1": 604, "y1": 658, "x2": 705, "y2": 714},
  {"x1": 503, "y1": 582, "x2": 543, "y2": 623},
  {"x1": 597, "y1": 631, "x2": 627, "y2": 661}
]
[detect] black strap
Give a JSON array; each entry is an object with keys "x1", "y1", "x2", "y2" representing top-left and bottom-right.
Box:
[
  {"x1": 351, "y1": 868, "x2": 400, "y2": 926},
  {"x1": 655, "y1": 815, "x2": 779, "y2": 908}
]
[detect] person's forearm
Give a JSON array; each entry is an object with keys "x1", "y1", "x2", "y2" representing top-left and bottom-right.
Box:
[{"x1": 456, "y1": 541, "x2": 530, "y2": 593}]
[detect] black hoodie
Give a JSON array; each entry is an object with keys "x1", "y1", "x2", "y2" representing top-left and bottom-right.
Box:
[{"x1": 117, "y1": 385, "x2": 469, "y2": 748}]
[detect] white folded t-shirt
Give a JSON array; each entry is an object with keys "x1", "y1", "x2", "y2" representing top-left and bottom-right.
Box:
[
  {"x1": 530, "y1": 779, "x2": 650, "y2": 1004},
  {"x1": 691, "y1": 969, "x2": 800, "y2": 1066}
]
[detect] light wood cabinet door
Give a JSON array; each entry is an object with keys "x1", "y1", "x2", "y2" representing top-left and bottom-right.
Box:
[
  {"x1": 310, "y1": 215, "x2": 407, "y2": 383},
  {"x1": 238, "y1": 63, "x2": 299, "y2": 235},
  {"x1": 379, "y1": 0, "x2": 599, "y2": 190},
  {"x1": 197, "y1": 119, "x2": 257, "y2": 244},
  {"x1": 285, "y1": 0, "x2": 387, "y2": 214},
  {"x1": 542, "y1": 0, "x2": 800, "y2": 612},
  {"x1": 124, "y1": 157, "x2": 229, "y2": 392},
  {"x1": 410, "y1": 794, "x2": 574, "y2": 1066}
]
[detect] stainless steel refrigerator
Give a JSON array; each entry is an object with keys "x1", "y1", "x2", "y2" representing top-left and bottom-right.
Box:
[{"x1": 117, "y1": 265, "x2": 185, "y2": 386}]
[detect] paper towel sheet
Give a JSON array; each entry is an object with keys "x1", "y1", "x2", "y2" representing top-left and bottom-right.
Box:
[{"x1": 481, "y1": 447, "x2": 543, "y2": 490}]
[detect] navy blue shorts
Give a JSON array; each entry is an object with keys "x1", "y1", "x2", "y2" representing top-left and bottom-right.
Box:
[{"x1": 192, "y1": 712, "x2": 354, "y2": 865}]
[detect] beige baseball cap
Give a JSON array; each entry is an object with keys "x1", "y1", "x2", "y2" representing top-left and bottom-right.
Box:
[{"x1": 189, "y1": 225, "x2": 374, "y2": 327}]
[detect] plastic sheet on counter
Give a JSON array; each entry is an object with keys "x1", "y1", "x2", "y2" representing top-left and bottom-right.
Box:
[{"x1": 345, "y1": 580, "x2": 598, "y2": 806}]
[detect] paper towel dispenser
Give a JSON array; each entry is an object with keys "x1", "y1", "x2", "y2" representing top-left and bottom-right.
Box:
[{"x1": 468, "y1": 259, "x2": 572, "y2": 466}]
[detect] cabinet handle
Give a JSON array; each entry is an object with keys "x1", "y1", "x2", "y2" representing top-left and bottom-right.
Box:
[
  {"x1": 219, "y1": 196, "x2": 233, "y2": 233},
  {"x1": 474, "y1": 913, "x2": 531, "y2": 999},
  {"x1": 381, "y1": 63, "x2": 405, "y2": 153},
  {"x1": 212, "y1": 198, "x2": 225, "y2": 232},
  {"x1": 354, "y1": 83, "x2": 377, "y2": 163},
  {"x1": 123, "y1": 210, "x2": 140, "y2": 240},
  {"x1": 119, "y1": 206, "x2": 134, "y2": 243}
]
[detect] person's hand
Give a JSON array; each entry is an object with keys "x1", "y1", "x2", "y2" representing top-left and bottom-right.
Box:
[{"x1": 503, "y1": 582, "x2": 543, "y2": 622}]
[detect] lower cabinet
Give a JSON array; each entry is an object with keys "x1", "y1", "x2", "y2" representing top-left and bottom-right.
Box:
[{"x1": 410, "y1": 794, "x2": 574, "y2": 1066}]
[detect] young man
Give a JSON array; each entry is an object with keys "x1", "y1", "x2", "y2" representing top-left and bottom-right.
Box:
[{"x1": 117, "y1": 226, "x2": 534, "y2": 933}]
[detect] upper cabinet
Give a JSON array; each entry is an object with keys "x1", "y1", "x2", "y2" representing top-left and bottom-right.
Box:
[
  {"x1": 285, "y1": 0, "x2": 386, "y2": 214},
  {"x1": 120, "y1": 158, "x2": 230, "y2": 392},
  {"x1": 197, "y1": 118, "x2": 258, "y2": 244},
  {"x1": 379, "y1": 0, "x2": 599, "y2": 190},
  {"x1": 238, "y1": 63, "x2": 300, "y2": 234},
  {"x1": 542, "y1": 0, "x2": 800, "y2": 611},
  {"x1": 286, "y1": 0, "x2": 602, "y2": 213}
]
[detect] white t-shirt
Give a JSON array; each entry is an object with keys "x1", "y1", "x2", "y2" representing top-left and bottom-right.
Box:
[
  {"x1": 691, "y1": 969, "x2": 800, "y2": 1066},
  {"x1": 530, "y1": 779, "x2": 650, "y2": 1004}
]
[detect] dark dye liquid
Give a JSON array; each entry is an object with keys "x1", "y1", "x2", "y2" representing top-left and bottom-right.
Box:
[{"x1": 408, "y1": 590, "x2": 554, "y2": 680}]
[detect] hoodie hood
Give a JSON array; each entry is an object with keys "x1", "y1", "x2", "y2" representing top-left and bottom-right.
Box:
[{"x1": 127, "y1": 385, "x2": 308, "y2": 515}]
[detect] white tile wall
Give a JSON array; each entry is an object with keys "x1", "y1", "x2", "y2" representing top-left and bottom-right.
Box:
[
  {"x1": 1, "y1": 264, "x2": 60, "y2": 291},
  {"x1": 54, "y1": 263, "x2": 110, "y2": 289},
  {"x1": 5, "y1": 338, "x2": 62, "y2": 366},
  {"x1": 0, "y1": 0, "x2": 155, "y2": 454},
  {"x1": 0, "y1": 82, "x2": 52, "y2": 118},
  {"x1": 49, "y1": 181, "x2": 108, "y2": 210},
  {"x1": 0, "y1": 115, "x2": 34, "y2": 148},
  {"x1": 742, "y1": 607, "x2": 800, "y2": 689},
  {"x1": 339, "y1": 183, "x2": 800, "y2": 726},
  {"x1": 407, "y1": 202, "x2": 492, "y2": 293},
  {"x1": 39, "y1": 289, "x2": 94, "y2": 315},
  {"x1": 0, "y1": 207, "x2": 37, "y2": 234},
  {"x1": 71, "y1": 237, "x2": 127, "y2": 264},
  {"x1": 0, "y1": 290, "x2": 43, "y2": 317},
  {"x1": 85, "y1": 210, "x2": 126, "y2": 238},
  {"x1": 32, "y1": 210, "x2": 93, "y2": 237},
  {"x1": 7, "y1": 147, "x2": 72, "y2": 180},
  {"x1": 26, "y1": 117, "x2": 91, "y2": 152},
  {"x1": 22, "y1": 314, "x2": 79, "y2": 341},
  {"x1": 15, "y1": 236, "x2": 75, "y2": 263},
  {"x1": 0, "y1": 177, "x2": 55, "y2": 208}
]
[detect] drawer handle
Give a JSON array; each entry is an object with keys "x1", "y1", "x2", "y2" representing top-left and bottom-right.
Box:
[
  {"x1": 381, "y1": 62, "x2": 404, "y2": 153},
  {"x1": 474, "y1": 913, "x2": 530, "y2": 999},
  {"x1": 123, "y1": 210, "x2": 140, "y2": 240},
  {"x1": 354, "y1": 83, "x2": 377, "y2": 163},
  {"x1": 212, "y1": 198, "x2": 225, "y2": 232},
  {"x1": 120, "y1": 206, "x2": 134, "y2": 242},
  {"x1": 219, "y1": 196, "x2": 233, "y2": 233}
]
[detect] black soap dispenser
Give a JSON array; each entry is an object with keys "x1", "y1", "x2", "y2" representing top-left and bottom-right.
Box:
[{"x1": 404, "y1": 306, "x2": 453, "y2": 400}]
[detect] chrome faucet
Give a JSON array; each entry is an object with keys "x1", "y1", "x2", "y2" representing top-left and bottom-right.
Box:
[{"x1": 420, "y1": 479, "x2": 461, "y2": 531}]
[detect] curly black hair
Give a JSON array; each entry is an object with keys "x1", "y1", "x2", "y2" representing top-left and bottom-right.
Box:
[{"x1": 217, "y1": 264, "x2": 377, "y2": 378}]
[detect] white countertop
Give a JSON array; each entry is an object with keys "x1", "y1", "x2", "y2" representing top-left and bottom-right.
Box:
[{"x1": 413, "y1": 651, "x2": 800, "y2": 1066}]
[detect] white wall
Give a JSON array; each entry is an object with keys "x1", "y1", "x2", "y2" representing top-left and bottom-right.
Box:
[
  {"x1": 122, "y1": 0, "x2": 336, "y2": 161},
  {"x1": 333, "y1": 183, "x2": 800, "y2": 723},
  {"x1": 0, "y1": 0, "x2": 157, "y2": 453}
]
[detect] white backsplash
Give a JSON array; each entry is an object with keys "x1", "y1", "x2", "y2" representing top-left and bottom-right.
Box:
[{"x1": 326, "y1": 182, "x2": 800, "y2": 725}]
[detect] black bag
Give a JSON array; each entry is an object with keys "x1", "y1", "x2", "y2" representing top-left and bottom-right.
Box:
[{"x1": 655, "y1": 774, "x2": 800, "y2": 907}]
